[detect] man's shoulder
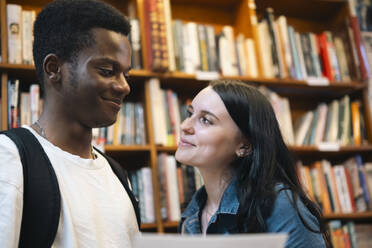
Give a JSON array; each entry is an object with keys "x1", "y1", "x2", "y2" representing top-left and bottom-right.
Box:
[{"x1": 0, "y1": 133, "x2": 23, "y2": 190}]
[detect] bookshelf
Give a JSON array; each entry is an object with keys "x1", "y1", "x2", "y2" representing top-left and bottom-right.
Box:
[{"x1": 1, "y1": 0, "x2": 372, "y2": 244}]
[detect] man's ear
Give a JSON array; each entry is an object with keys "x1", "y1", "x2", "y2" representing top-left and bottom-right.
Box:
[
  {"x1": 43, "y1": 54, "x2": 62, "y2": 83},
  {"x1": 235, "y1": 143, "x2": 252, "y2": 158}
]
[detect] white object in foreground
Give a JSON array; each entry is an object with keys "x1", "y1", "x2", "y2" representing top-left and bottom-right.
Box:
[{"x1": 133, "y1": 233, "x2": 288, "y2": 248}]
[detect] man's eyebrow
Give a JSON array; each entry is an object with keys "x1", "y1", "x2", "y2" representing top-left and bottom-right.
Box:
[{"x1": 94, "y1": 57, "x2": 130, "y2": 71}]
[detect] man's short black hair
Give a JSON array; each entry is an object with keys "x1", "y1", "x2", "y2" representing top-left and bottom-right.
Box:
[{"x1": 33, "y1": 0, "x2": 131, "y2": 90}]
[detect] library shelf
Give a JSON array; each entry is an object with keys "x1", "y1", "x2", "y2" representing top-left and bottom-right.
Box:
[
  {"x1": 140, "y1": 223, "x2": 158, "y2": 230},
  {"x1": 162, "y1": 221, "x2": 179, "y2": 228},
  {"x1": 323, "y1": 211, "x2": 372, "y2": 221},
  {"x1": 289, "y1": 145, "x2": 372, "y2": 155},
  {"x1": 156, "y1": 146, "x2": 178, "y2": 153},
  {"x1": 104, "y1": 145, "x2": 151, "y2": 152}
]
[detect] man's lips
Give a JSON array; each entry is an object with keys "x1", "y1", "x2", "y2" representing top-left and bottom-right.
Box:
[{"x1": 102, "y1": 97, "x2": 122, "y2": 109}]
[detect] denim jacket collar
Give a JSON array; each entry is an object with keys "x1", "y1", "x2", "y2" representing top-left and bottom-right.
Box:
[{"x1": 180, "y1": 178, "x2": 240, "y2": 234}]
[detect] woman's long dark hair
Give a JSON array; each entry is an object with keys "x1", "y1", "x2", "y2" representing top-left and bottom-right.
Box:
[{"x1": 211, "y1": 80, "x2": 329, "y2": 245}]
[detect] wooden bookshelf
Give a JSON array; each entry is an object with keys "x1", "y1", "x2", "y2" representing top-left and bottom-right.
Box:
[
  {"x1": 324, "y1": 212, "x2": 372, "y2": 221},
  {"x1": 104, "y1": 145, "x2": 151, "y2": 152},
  {"x1": 1, "y1": 0, "x2": 372, "y2": 240}
]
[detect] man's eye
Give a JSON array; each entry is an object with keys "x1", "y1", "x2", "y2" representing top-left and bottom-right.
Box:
[
  {"x1": 124, "y1": 72, "x2": 130, "y2": 81},
  {"x1": 99, "y1": 68, "x2": 114, "y2": 77}
]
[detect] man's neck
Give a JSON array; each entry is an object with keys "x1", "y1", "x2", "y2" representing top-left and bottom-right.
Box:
[{"x1": 34, "y1": 111, "x2": 93, "y2": 159}]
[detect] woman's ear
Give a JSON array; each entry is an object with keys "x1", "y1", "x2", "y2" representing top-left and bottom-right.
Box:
[
  {"x1": 235, "y1": 143, "x2": 252, "y2": 157},
  {"x1": 43, "y1": 54, "x2": 62, "y2": 83}
]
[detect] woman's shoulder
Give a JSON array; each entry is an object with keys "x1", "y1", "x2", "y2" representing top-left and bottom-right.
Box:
[{"x1": 266, "y1": 184, "x2": 326, "y2": 247}]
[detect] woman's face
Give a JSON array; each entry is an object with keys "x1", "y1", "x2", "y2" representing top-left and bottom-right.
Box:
[{"x1": 175, "y1": 86, "x2": 245, "y2": 170}]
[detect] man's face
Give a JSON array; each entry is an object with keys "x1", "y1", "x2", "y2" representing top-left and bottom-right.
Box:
[{"x1": 61, "y1": 28, "x2": 131, "y2": 128}]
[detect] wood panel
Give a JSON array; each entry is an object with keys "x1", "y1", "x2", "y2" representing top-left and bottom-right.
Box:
[{"x1": 144, "y1": 80, "x2": 164, "y2": 233}]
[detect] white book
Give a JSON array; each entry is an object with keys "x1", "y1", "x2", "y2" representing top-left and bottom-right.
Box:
[
  {"x1": 257, "y1": 21, "x2": 274, "y2": 78},
  {"x1": 141, "y1": 167, "x2": 155, "y2": 223},
  {"x1": 333, "y1": 166, "x2": 352, "y2": 213},
  {"x1": 222, "y1": 26, "x2": 238, "y2": 76},
  {"x1": 186, "y1": 22, "x2": 200, "y2": 73},
  {"x1": 7, "y1": 4, "x2": 23, "y2": 64},
  {"x1": 218, "y1": 35, "x2": 230, "y2": 76},
  {"x1": 166, "y1": 155, "x2": 181, "y2": 221},
  {"x1": 22, "y1": 10, "x2": 35, "y2": 64},
  {"x1": 163, "y1": 0, "x2": 176, "y2": 71},
  {"x1": 314, "y1": 103, "x2": 328, "y2": 145},
  {"x1": 20, "y1": 92, "x2": 31, "y2": 126},
  {"x1": 182, "y1": 23, "x2": 194, "y2": 74},
  {"x1": 295, "y1": 111, "x2": 314, "y2": 145},
  {"x1": 236, "y1": 34, "x2": 248, "y2": 76},
  {"x1": 245, "y1": 38, "x2": 258, "y2": 78},
  {"x1": 276, "y1": 16, "x2": 293, "y2": 78},
  {"x1": 30, "y1": 84, "x2": 40, "y2": 123},
  {"x1": 326, "y1": 100, "x2": 339, "y2": 143},
  {"x1": 149, "y1": 78, "x2": 168, "y2": 145}
]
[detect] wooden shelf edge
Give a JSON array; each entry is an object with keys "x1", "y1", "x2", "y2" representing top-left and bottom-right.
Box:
[
  {"x1": 289, "y1": 145, "x2": 372, "y2": 153},
  {"x1": 140, "y1": 223, "x2": 158, "y2": 229},
  {"x1": 0, "y1": 64, "x2": 365, "y2": 91},
  {"x1": 104, "y1": 145, "x2": 151, "y2": 152},
  {"x1": 324, "y1": 211, "x2": 372, "y2": 220},
  {"x1": 156, "y1": 146, "x2": 178, "y2": 152},
  {"x1": 162, "y1": 221, "x2": 179, "y2": 228}
]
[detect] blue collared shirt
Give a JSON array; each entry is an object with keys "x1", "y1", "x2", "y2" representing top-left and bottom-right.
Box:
[{"x1": 179, "y1": 180, "x2": 326, "y2": 248}]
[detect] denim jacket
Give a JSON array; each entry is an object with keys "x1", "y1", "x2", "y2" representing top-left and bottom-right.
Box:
[{"x1": 179, "y1": 179, "x2": 326, "y2": 248}]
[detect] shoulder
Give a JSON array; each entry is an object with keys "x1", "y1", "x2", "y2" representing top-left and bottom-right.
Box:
[
  {"x1": 266, "y1": 186, "x2": 326, "y2": 247},
  {"x1": 0, "y1": 134, "x2": 23, "y2": 191}
]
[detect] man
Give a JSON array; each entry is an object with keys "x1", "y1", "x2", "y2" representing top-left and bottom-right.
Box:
[{"x1": 0, "y1": 0, "x2": 140, "y2": 247}]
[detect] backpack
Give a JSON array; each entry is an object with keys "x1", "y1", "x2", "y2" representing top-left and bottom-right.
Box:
[{"x1": 1, "y1": 128, "x2": 141, "y2": 248}]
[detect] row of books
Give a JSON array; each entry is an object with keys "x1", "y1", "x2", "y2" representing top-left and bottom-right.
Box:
[
  {"x1": 293, "y1": 95, "x2": 368, "y2": 147},
  {"x1": 259, "y1": 86, "x2": 368, "y2": 146},
  {"x1": 7, "y1": 80, "x2": 42, "y2": 129},
  {"x1": 128, "y1": 167, "x2": 155, "y2": 224},
  {"x1": 157, "y1": 153, "x2": 203, "y2": 222},
  {"x1": 297, "y1": 155, "x2": 372, "y2": 214},
  {"x1": 328, "y1": 221, "x2": 371, "y2": 248},
  {"x1": 140, "y1": 0, "x2": 369, "y2": 82},
  {"x1": 256, "y1": 8, "x2": 368, "y2": 82},
  {"x1": 92, "y1": 102, "x2": 146, "y2": 146},
  {"x1": 6, "y1": 4, "x2": 35, "y2": 64},
  {"x1": 148, "y1": 78, "x2": 189, "y2": 146}
]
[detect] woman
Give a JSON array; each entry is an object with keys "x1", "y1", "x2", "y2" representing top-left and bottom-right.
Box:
[{"x1": 175, "y1": 80, "x2": 328, "y2": 247}]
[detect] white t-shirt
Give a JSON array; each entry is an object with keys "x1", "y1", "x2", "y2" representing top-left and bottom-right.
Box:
[{"x1": 0, "y1": 126, "x2": 139, "y2": 248}]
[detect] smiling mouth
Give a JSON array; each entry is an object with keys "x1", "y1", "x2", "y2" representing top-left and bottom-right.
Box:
[
  {"x1": 179, "y1": 138, "x2": 195, "y2": 147},
  {"x1": 102, "y1": 97, "x2": 122, "y2": 109}
]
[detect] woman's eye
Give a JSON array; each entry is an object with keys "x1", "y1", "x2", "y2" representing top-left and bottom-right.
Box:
[
  {"x1": 99, "y1": 68, "x2": 114, "y2": 77},
  {"x1": 201, "y1": 117, "x2": 211, "y2": 125}
]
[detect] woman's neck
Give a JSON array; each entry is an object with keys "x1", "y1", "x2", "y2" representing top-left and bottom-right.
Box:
[{"x1": 201, "y1": 168, "x2": 232, "y2": 210}]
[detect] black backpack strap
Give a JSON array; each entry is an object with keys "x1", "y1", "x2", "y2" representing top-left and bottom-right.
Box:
[
  {"x1": 1, "y1": 128, "x2": 61, "y2": 248},
  {"x1": 93, "y1": 147, "x2": 141, "y2": 227}
]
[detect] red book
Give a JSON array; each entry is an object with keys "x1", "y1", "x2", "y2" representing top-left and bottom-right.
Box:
[{"x1": 317, "y1": 33, "x2": 333, "y2": 82}]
